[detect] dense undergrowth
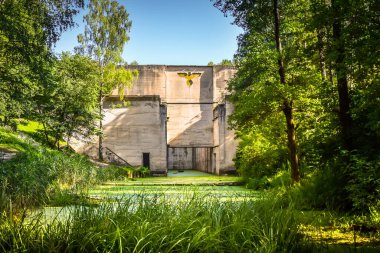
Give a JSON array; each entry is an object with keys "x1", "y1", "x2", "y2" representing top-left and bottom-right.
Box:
[{"x1": 0, "y1": 127, "x2": 125, "y2": 211}]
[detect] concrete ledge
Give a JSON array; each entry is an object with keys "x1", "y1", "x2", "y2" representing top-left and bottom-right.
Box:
[
  {"x1": 105, "y1": 95, "x2": 161, "y2": 102},
  {"x1": 150, "y1": 170, "x2": 168, "y2": 177}
]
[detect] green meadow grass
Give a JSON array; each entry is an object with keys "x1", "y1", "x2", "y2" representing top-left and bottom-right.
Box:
[{"x1": 16, "y1": 120, "x2": 42, "y2": 134}]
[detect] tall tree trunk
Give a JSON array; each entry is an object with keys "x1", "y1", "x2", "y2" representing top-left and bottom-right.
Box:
[
  {"x1": 331, "y1": 0, "x2": 352, "y2": 150},
  {"x1": 273, "y1": 0, "x2": 300, "y2": 182},
  {"x1": 283, "y1": 100, "x2": 300, "y2": 181},
  {"x1": 328, "y1": 62, "x2": 334, "y2": 85},
  {"x1": 98, "y1": 81, "x2": 104, "y2": 161},
  {"x1": 317, "y1": 28, "x2": 327, "y2": 81}
]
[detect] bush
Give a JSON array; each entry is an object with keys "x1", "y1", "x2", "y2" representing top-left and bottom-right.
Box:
[
  {"x1": 283, "y1": 152, "x2": 380, "y2": 213},
  {"x1": 246, "y1": 176, "x2": 270, "y2": 190},
  {"x1": 346, "y1": 154, "x2": 380, "y2": 212},
  {"x1": 96, "y1": 165, "x2": 131, "y2": 181},
  {"x1": 0, "y1": 128, "x2": 100, "y2": 210},
  {"x1": 269, "y1": 170, "x2": 292, "y2": 188},
  {"x1": 0, "y1": 150, "x2": 100, "y2": 208}
]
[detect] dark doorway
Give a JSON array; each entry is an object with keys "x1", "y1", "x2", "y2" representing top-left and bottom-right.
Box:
[
  {"x1": 142, "y1": 153, "x2": 150, "y2": 168},
  {"x1": 168, "y1": 147, "x2": 212, "y2": 172}
]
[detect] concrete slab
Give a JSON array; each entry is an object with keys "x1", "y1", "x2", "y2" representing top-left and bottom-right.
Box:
[{"x1": 168, "y1": 170, "x2": 211, "y2": 177}]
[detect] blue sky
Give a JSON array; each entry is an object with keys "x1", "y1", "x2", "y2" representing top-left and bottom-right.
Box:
[{"x1": 54, "y1": 0, "x2": 242, "y2": 65}]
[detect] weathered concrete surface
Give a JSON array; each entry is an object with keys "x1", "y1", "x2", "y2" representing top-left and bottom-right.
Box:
[
  {"x1": 102, "y1": 96, "x2": 167, "y2": 171},
  {"x1": 165, "y1": 66, "x2": 213, "y2": 103},
  {"x1": 213, "y1": 101, "x2": 238, "y2": 174},
  {"x1": 213, "y1": 66, "x2": 236, "y2": 104},
  {"x1": 167, "y1": 104, "x2": 213, "y2": 147},
  {"x1": 112, "y1": 65, "x2": 167, "y2": 100},
  {"x1": 75, "y1": 65, "x2": 237, "y2": 175}
]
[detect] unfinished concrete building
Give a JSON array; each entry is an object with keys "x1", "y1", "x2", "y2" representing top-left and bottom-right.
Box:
[{"x1": 75, "y1": 65, "x2": 237, "y2": 175}]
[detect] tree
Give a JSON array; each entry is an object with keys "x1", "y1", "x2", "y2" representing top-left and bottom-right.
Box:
[
  {"x1": 219, "y1": 59, "x2": 234, "y2": 66},
  {"x1": 309, "y1": 0, "x2": 380, "y2": 210},
  {"x1": 0, "y1": 0, "x2": 84, "y2": 124},
  {"x1": 77, "y1": 0, "x2": 138, "y2": 160},
  {"x1": 310, "y1": 0, "x2": 380, "y2": 150},
  {"x1": 213, "y1": 0, "x2": 322, "y2": 183},
  {"x1": 34, "y1": 53, "x2": 99, "y2": 148},
  {"x1": 215, "y1": 0, "x2": 379, "y2": 210}
]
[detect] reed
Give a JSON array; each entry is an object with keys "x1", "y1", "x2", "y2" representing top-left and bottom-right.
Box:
[{"x1": 0, "y1": 193, "x2": 308, "y2": 252}]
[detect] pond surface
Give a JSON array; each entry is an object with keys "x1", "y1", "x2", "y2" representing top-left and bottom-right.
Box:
[{"x1": 88, "y1": 185, "x2": 255, "y2": 199}]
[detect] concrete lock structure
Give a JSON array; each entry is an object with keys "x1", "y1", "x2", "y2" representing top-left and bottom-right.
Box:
[{"x1": 73, "y1": 65, "x2": 238, "y2": 175}]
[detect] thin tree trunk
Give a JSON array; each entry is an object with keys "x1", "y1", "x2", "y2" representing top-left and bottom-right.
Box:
[
  {"x1": 98, "y1": 81, "x2": 104, "y2": 161},
  {"x1": 283, "y1": 100, "x2": 300, "y2": 181},
  {"x1": 317, "y1": 28, "x2": 327, "y2": 81},
  {"x1": 3, "y1": 116, "x2": 9, "y2": 126},
  {"x1": 273, "y1": 0, "x2": 300, "y2": 182},
  {"x1": 328, "y1": 62, "x2": 334, "y2": 85},
  {"x1": 331, "y1": 0, "x2": 352, "y2": 150},
  {"x1": 274, "y1": 0, "x2": 286, "y2": 85},
  {"x1": 37, "y1": 106, "x2": 50, "y2": 145}
]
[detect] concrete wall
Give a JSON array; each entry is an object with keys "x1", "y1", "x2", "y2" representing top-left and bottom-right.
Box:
[
  {"x1": 167, "y1": 104, "x2": 213, "y2": 147},
  {"x1": 213, "y1": 66, "x2": 236, "y2": 104},
  {"x1": 99, "y1": 96, "x2": 167, "y2": 172},
  {"x1": 112, "y1": 65, "x2": 167, "y2": 100},
  {"x1": 213, "y1": 101, "x2": 238, "y2": 175},
  {"x1": 164, "y1": 66, "x2": 214, "y2": 148},
  {"x1": 165, "y1": 66, "x2": 213, "y2": 103},
  {"x1": 75, "y1": 65, "x2": 237, "y2": 174}
]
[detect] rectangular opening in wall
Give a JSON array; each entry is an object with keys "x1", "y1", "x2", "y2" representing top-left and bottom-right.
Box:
[
  {"x1": 213, "y1": 153, "x2": 216, "y2": 173},
  {"x1": 142, "y1": 153, "x2": 150, "y2": 168}
]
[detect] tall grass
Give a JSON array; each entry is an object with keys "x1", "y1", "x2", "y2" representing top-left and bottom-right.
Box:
[
  {"x1": 0, "y1": 128, "x2": 111, "y2": 210},
  {"x1": 0, "y1": 193, "x2": 309, "y2": 252}
]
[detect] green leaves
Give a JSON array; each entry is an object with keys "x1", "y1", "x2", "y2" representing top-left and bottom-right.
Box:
[
  {"x1": 215, "y1": 0, "x2": 330, "y2": 181},
  {"x1": 0, "y1": 0, "x2": 84, "y2": 124},
  {"x1": 103, "y1": 63, "x2": 138, "y2": 100},
  {"x1": 34, "y1": 53, "x2": 100, "y2": 147},
  {"x1": 77, "y1": 0, "x2": 136, "y2": 160},
  {"x1": 78, "y1": 0, "x2": 132, "y2": 67},
  {"x1": 215, "y1": 0, "x2": 380, "y2": 211}
]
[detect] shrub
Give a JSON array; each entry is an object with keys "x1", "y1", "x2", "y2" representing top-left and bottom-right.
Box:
[
  {"x1": 346, "y1": 154, "x2": 380, "y2": 212},
  {"x1": 0, "y1": 128, "x2": 100, "y2": 210},
  {"x1": 246, "y1": 176, "x2": 270, "y2": 190},
  {"x1": 96, "y1": 165, "x2": 129, "y2": 181}
]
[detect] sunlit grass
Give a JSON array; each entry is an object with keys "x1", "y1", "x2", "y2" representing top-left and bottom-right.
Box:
[
  {"x1": 15, "y1": 119, "x2": 67, "y2": 147},
  {"x1": 15, "y1": 119, "x2": 42, "y2": 134},
  {"x1": 2, "y1": 194, "x2": 306, "y2": 252}
]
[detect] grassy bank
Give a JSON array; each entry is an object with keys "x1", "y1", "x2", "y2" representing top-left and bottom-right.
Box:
[{"x1": 0, "y1": 127, "x2": 106, "y2": 210}]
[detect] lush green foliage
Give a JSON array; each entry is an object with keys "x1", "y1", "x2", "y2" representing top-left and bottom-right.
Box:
[
  {"x1": 77, "y1": 0, "x2": 138, "y2": 159},
  {"x1": 0, "y1": 0, "x2": 84, "y2": 124},
  {"x1": 0, "y1": 128, "x2": 113, "y2": 210},
  {"x1": 33, "y1": 53, "x2": 100, "y2": 147},
  {"x1": 213, "y1": 0, "x2": 380, "y2": 212}
]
